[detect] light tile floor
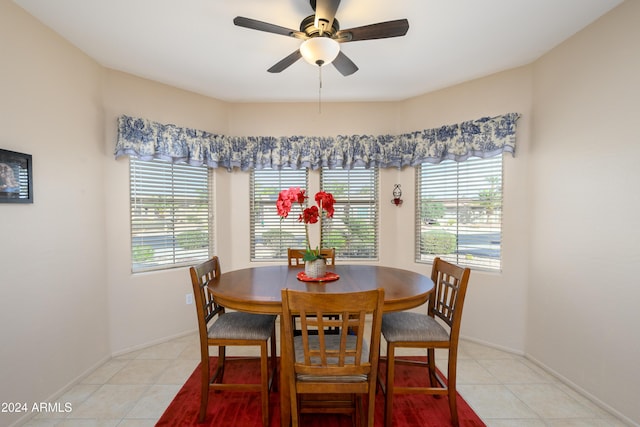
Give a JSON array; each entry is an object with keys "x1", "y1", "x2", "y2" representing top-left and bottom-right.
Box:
[{"x1": 21, "y1": 332, "x2": 630, "y2": 427}]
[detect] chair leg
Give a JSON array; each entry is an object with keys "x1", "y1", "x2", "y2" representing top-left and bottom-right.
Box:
[
  {"x1": 260, "y1": 342, "x2": 270, "y2": 427},
  {"x1": 353, "y1": 394, "x2": 360, "y2": 427},
  {"x1": 215, "y1": 345, "x2": 226, "y2": 383},
  {"x1": 384, "y1": 343, "x2": 396, "y2": 427},
  {"x1": 270, "y1": 328, "x2": 278, "y2": 391},
  {"x1": 199, "y1": 355, "x2": 209, "y2": 422},
  {"x1": 291, "y1": 391, "x2": 300, "y2": 427},
  {"x1": 289, "y1": 373, "x2": 301, "y2": 427},
  {"x1": 447, "y1": 357, "x2": 459, "y2": 427},
  {"x1": 367, "y1": 382, "x2": 376, "y2": 427},
  {"x1": 448, "y1": 390, "x2": 459, "y2": 427},
  {"x1": 427, "y1": 348, "x2": 438, "y2": 388}
]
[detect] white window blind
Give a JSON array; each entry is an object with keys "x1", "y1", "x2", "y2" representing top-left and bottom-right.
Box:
[
  {"x1": 415, "y1": 156, "x2": 503, "y2": 271},
  {"x1": 129, "y1": 158, "x2": 213, "y2": 272},
  {"x1": 250, "y1": 169, "x2": 308, "y2": 261},
  {"x1": 321, "y1": 167, "x2": 378, "y2": 260}
]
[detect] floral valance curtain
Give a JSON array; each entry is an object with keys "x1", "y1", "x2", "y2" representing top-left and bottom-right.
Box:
[{"x1": 115, "y1": 112, "x2": 520, "y2": 170}]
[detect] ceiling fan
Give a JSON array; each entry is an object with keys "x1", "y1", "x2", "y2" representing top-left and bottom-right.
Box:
[{"x1": 233, "y1": 0, "x2": 409, "y2": 76}]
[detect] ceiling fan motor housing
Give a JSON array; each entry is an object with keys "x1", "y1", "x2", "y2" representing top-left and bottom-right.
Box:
[{"x1": 300, "y1": 15, "x2": 339, "y2": 37}]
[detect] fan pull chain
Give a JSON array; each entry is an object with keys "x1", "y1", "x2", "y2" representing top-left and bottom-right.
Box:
[{"x1": 318, "y1": 64, "x2": 323, "y2": 114}]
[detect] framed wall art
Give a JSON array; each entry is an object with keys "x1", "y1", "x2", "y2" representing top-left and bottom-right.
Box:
[{"x1": 0, "y1": 149, "x2": 33, "y2": 203}]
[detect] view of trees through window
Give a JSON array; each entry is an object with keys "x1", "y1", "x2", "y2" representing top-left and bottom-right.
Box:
[
  {"x1": 129, "y1": 159, "x2": 213, "y2": 272},
  {"x1": 416, "y1": 156, "x2": 503, "y2": 271},
  {"x1": 321, "y1": 167, "x2": 378, "y2": 259},
  {"x1": 250, "y1": 167, "x2": 378, "y2": 261},
  {"x1": 250, "y1": 169, "x2": 307, "y2": 260}
]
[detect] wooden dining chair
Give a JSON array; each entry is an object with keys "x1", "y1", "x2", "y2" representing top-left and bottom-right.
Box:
[
  {"x1": 189, "y1": 256, "x2": 277, "y2": 426},
  {"x1": 287, "y1": 247, "x2": 336, "y2": 267},
  {"x1": 380, "y1": 257, "x2": 471, "y2": 427},
  {"x1": 281, "y1": 287, "x2": 385, "y2": 427}
]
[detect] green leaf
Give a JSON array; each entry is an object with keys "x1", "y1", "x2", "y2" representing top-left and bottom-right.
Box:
[{"x1": 302, "y1": 246, "x2": 325, "y2": 261}]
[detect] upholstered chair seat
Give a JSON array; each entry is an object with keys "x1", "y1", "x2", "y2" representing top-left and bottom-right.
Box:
[
  {"x1": 208, "y1": 311, "x2": 276, "y2": 340},
  {"x1": 381, "y1": 312, "x2": 450, "y2": 342}
]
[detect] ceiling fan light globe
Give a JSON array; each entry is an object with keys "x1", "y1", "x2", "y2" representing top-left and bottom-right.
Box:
[{"x1": 300, "y1": 37, "x2": 340, "y2": 67}]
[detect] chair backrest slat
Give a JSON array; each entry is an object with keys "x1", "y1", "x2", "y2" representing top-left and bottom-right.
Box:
[
  {"x1": 189, "y1": 257, "x2": 224, "y2": 335},
  {"x1": 429, "y1": 257, "x2": 471, "y2": 333},
  {"x1": 282, "y1": 288, "x2": 384, "y2": 377},
  {"x1": 287, "y1": 248, "x2": 336, "y2": 268}
]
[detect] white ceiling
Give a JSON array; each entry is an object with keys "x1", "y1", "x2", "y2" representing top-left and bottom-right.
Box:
[{"x1": 14, "y1": 0, "x2": 622, "y2": 103}]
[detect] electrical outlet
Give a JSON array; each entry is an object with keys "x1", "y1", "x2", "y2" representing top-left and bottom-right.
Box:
[{"x1": 186, "y1": 293, "x2": 193, "y2": 305}]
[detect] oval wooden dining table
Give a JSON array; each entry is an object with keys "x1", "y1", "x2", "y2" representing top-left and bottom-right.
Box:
[{"x1": 207, "y1": 264, "x2": 434, "y2": 427}]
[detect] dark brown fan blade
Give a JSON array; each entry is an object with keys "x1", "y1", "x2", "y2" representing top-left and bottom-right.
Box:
[
  {"x1": 335, "y1": 19, "x2": 409, "y2": 42},
  {"x1": 233, "y1": 16, "x2": 306, "y2": 39},
  {"x1": 332, "y1": 51, "x2": 358, "y2": 76},
  {"x1": 267, "y1": 50, "x2": 303, "y2": 73},
  {"x1": 313, "y1": 0, "x2": 341, "y2": 35}
]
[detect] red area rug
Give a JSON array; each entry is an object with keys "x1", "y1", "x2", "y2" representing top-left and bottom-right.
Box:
[{"x1": 156, "y1": 357, "x2": 485, "y2": 426}]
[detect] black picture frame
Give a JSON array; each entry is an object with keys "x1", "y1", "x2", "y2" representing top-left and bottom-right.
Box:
[{"x1": 0, "y1": 149, "x2": 33, "y2": 203}]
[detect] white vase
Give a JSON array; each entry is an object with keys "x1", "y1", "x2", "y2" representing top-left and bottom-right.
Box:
[{"x1": 305, "y1": 258, "x2": 327, "y2": 279}]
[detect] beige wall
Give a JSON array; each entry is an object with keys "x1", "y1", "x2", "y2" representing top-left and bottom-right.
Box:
[
  {"x1": 0, "y1": 2, "x2": 109, "y2": 424},
  {"x1": 101, "y1": 71, "x2": 229, "y2": 353},
  {"x1": 528, "y1": 0, "x2": 640, "y2": 422},
  {"x1": 2, "y1": 0, "x2": 639, "y2": 425}
]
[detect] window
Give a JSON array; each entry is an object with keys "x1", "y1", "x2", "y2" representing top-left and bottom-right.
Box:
[
  {"x1": 250, "y1": 169, "x2": 307, "y2": 260},
  {"x1": 415, "y1": 156, "x2": 502, "y2": 271},
  {"x1": 250, "y1": 167, "x2": 378, "y2": 261},
  {"x1": 321, "y1": 167, "x2": 378, "y2": 260},
  {"x1": 129, "y1": 158, "x2": 213, "y2": 272}
]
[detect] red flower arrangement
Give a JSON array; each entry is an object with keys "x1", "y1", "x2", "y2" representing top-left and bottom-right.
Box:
[{"x1": 277, "y1": 187, "x2": 335, "y2": 261}]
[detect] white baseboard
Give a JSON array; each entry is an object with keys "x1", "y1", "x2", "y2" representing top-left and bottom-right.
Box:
[
  {"x1": 9, "y1": 329, "x2": 198, "y2": 427},
  {"x1": 460, "y1": 335, "x2": 636, "y2": 426},
  {"x1": 460, "y1": 334, "x2": 526, "y2": 356},
  {"x1": 110, "y1": 328, "x2": 197, "y2": 358},
  {"x1": 524, "y1": 354, "x2": 637, "y2": 427},
  {"x1": 8, "y1": 353, "x2": 112, "y2": 427}
]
